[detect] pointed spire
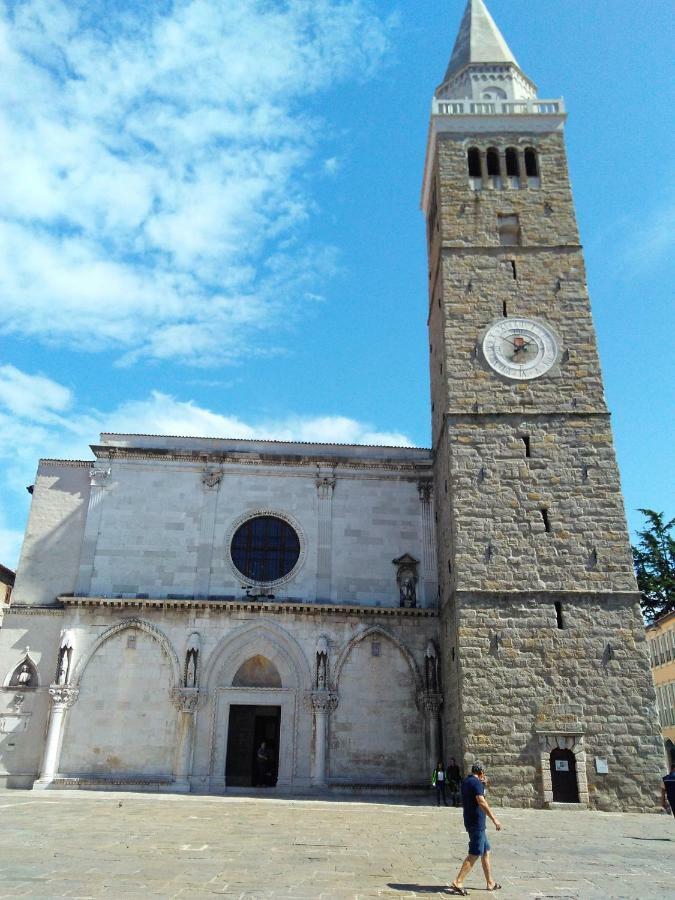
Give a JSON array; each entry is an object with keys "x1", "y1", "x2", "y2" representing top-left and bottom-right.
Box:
[{"x1": 444, "y1": 0, "x2": 519, "y2": 82}]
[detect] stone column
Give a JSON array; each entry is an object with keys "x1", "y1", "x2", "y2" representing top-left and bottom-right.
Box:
[
  {"x1": 33, "y1": 685, "x2": 79, "y2": 789},
  {"x1": 173, "y1": 688, "x2": 199, "y2": 792},
  {"x1": 315, "y1": 469, "x2": 336, "y2": 601},
  {"x1": 194, "y1": 470, "x2": 222, "y2": 598},
  {"x1": 417, "y1": 480, "x2": 437, "y2": 606},
  {"x1": 75, "y1": 466, "x2": 111, "y2": 595},
  {"x1": 310, "y1": 692, "x2": 338, "y2": 787},
  {"x1": 422, "y1": 693, "x2": 443, "y2": 773}
]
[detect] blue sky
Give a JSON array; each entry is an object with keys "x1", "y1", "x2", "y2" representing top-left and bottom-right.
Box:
[{"x1": 0, "y1": 0, "x2": 672, "y2": 567}]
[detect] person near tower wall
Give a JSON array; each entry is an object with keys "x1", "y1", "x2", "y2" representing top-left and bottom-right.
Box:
[
  {"x1": 662, "y1": 763, "x2": 675, "y2": 818},
  {"x1": 449, "y1": 762, "x2": 502, "y2": 895}
]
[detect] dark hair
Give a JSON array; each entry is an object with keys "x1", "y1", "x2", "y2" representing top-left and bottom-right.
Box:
[{"x1": 471, "y1": 762, "x2": 485, "y2": 775}]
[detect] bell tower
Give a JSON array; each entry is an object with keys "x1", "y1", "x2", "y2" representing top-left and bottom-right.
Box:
[{"x1": 424, "y1": 0, "x2": 663, "y2": 809}]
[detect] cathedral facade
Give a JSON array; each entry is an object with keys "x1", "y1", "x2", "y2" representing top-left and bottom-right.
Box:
[{"x1": 0, "y1": 0, "x2": 664, "y2": 809}]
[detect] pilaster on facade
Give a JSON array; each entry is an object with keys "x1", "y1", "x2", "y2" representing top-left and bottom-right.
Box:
[
  {"x1": 74, "y1": 466, "x2": 111, "y2": 596},
  {"x1": 417, "y1": 480, "x2": 437, "y2": 607},
  {"x1": 194, "y1": 469, "x2": 222, "y2": 598},
  {"x1": 315, "y1": 468, "x2": 336, "y2": 601}
]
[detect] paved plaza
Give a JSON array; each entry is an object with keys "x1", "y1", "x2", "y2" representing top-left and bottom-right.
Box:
[{"x1": 0, "y1": 791, "x2": 673, "y2": 899}]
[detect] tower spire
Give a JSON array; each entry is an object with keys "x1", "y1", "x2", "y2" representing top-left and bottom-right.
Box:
[{"x1": 438, "y1": 0, "x2": 536, "y2": 101}]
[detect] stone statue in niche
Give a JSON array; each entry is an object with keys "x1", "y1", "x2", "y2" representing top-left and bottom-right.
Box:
[
  {"x1": 315, "y1": 635, "x2": 329, "y2": 691},
  {"x1": 56, "y1": 646, "x2": 72, "y2": 685},
  {"x1": 425, "y1": 640, "x2": 439, "y2": 693},
  {"x1": 184, "y1": 632, "x2": 201, "y2": 688},
  {"x1": 392, "y1": 554, "x2": 420, "y2": 608},
  {"x1": 8, "y1": 654, "x2": 37, "y2": 689}
]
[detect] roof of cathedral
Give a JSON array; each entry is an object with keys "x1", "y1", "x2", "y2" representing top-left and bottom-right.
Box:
[{"x1": 444, "y1": 0, "x2": 519, "y2": 81}]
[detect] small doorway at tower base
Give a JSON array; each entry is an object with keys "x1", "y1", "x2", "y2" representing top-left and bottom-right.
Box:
[{"x1": 225, "y1": 705, "x2": 280, "y2": 787}]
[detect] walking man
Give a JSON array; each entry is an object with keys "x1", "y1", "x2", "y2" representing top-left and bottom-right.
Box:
[{"x1": 449, "y1": 762, "x2": 502, "y2": 895}]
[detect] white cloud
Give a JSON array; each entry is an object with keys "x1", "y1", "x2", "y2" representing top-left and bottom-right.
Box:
[
  {"x1": 0, "y1": 367, "x2": 414, "y2": 567},
  {"x1": 0, "y1": 0, "x2": 391, "y2": 364}
]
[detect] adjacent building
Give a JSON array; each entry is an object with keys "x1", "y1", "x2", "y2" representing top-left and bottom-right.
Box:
[
  {"x1": 646, "y1": 611, "x2": 675, "y2": 767},
  {"x1": 0, "y1": 0, "x2": 664, "y2": 809}
]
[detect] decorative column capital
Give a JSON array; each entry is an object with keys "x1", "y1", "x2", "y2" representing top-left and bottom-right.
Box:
[
  {"x1": 48, "y1": 685, "x2": 79, "y2": 708},
  {"x1": 417, "y1": 480, "x2": 433, "y2": 503},
  {"x1": 309, "y1": 691, "x2": 338, "y2": 714},
  {"x1": 201, "y1": 469, "x2": 223, "y2": 489},
  {"x1": 315, "y1": 475, "x2": 336, "y2": 499},
  {"x1": 172, "y1": 688, "x2": 200, "y2": 713},
  {"x1": 89, "y1": 466, "x2": 111, "y2": 487},
  {"x1": 421, "y1": 691, "x2": 443, "y2": 716}
]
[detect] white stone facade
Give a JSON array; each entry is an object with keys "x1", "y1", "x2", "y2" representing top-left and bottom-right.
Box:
[{"x1": 0, "y1": 436, "x2": 441, "y2": 793}]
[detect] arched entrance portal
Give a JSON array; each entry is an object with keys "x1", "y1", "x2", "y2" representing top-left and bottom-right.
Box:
[
  {"x1": 226, "y1": 656, "x2": 282, "y2": 787},
  {"x1": 550, "y1": 748, "x2": 579, "y2": 803},
  {"x1": 202, "y1": 622, "x2": 313, "y2": 792}
]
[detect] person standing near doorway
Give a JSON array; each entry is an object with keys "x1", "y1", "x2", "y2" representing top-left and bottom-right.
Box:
[
  {"x1": 449, "y1": 762, "x2": 502, "y2": 895},
  {"x1": 446, "y1": 756, "x2": 461, "y2": 807},
  {"x1": 432, "y1": 761, "x2": 448, "y2": 806},
  {"x1": 662, "y1": 762, "x2": 675, "y2": 817},
  {"x1": 254, "y1": 740, "x2": 272, "y2": 787}
]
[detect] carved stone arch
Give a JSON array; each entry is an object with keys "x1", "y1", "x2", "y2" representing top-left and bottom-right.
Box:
[
  {"x1": 3, "y1": 651, "x2": 40, "y2": 688},
  {"x1": 332, "y1": 625, "x2": 424, "y2": 694},
  {"x1": 203, "y1": 620, "x2": 313, "y2": 693},
  {"x1": 70, "y1": 618, "x2": 182, "y2": 689}
]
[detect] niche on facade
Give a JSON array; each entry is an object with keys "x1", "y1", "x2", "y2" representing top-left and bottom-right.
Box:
[
  {"x1": 4, "y1": 654, "x2": 39, "y2": 690},
  {"x1": 392, "y1": 554, "x2": 419, "y2": 608},
  {"x1": 184, "y1": 632, "x2": 200, "y2": 687},
  {"x1": 232, "y1": 655, "x2": 282, "y2": 689}
]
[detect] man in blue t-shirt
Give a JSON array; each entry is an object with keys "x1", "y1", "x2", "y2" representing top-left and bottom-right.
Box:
[
  {"x1": 449, "y1": 762, "x2": 502, "y2": 896},
  {"x1": 662, "y1": 763, "x2": 675, "y2": 817}
]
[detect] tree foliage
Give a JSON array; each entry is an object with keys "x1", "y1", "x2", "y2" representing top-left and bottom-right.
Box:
[{"x1": 632, "y1": 509, "x2": 675, "y2": 623}]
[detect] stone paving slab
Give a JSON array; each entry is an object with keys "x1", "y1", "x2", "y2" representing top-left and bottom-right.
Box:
[{"x1": 0, "y1": 792, "x2": 672, "y2": 899}]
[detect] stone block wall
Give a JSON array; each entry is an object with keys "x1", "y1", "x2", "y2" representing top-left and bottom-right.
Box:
[{"x1": 451, "y1": 592, "x2": 664, "y2": 811}]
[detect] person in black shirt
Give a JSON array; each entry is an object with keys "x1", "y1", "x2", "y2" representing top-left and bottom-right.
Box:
[
  {"x1": 449, "y1": 762, "x2": 502, "y2": 896},
  {"x1": 662, "y1": 762, "x2": 675, "y2": 817},
  {"x1": 446, "y1": 757, "x2": 461, "y2": 807}
]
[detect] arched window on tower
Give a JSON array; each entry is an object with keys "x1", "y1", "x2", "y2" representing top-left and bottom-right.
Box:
[
  {"x1": 524, "y1": 147, "x2": 540, "y2": 188},
  {"x1": 467, "y1": 147, "x2": 482, "y2": 189},
  {"x1": 505, "y1": 147, "x2": 520, "y2": 188},
  {"x1": 486, "y1": 147, "x2": 502, "y2": 189}
]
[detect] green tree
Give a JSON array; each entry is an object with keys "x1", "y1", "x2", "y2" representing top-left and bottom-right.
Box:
[{"x1": 632, "y1": 509, "x2": 675, "y2": 623}]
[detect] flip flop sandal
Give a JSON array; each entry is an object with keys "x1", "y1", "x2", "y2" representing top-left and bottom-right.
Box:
[
  {"x1": 449, "y1": 887, "x2": 469, "y2": 897},
  {"x1": 487, "y1": 884, "x2": 502, "y2": 892}
]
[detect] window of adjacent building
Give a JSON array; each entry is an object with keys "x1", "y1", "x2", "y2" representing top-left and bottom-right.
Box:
[
  {"x1": 467, "y1": 147, "x2": 481, "y2": 177},
  {"x1": 498, "y1": 213, "x2": 520, "y2": 246},
  {"x1": 231, "y1": 515, "x2": 300, "y2": 583}
]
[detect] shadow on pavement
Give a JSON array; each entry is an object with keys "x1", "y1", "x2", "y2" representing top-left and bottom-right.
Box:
[
  {"x1": 626, "y1": 835, "x2": 672, "y2": 841},
  {"x1": 387, "y1": 885, "x2": 450, "y2": 895}
]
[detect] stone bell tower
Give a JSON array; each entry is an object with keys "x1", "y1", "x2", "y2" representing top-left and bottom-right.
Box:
[{"x1": 423, "y1": 0, "x2": 663, "y2": 810}]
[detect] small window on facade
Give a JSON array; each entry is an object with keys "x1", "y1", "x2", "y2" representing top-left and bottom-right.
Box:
[
  {"x1": 467, "y1": 147, "x2": 481, "y2": 177},
  {"x1": 502, "y1": 300, "x2": 508, "y2": 317},
  {"x1": 541, "y1": 508, "x2": 551, "y2": 533},
  {"x1": 498, "y1": 214, "x2": 520, "y2": 246},
  {"x1": 127, "y1": 634, "x2": 137, "y2": 649},
  {"x1": 522, "y1": 436, "x2": 531, "y2": 458},
  {"x1": 554, "y1": 601, "x2": 564, "y2": 629},
  {"x1": 524, "y1": 148, "x2": 539, "y2": 177},
  {"x1": 486, "y1": 147, "x2": 500, "y2": 177},
  {"x1": 371, "y1": 641, "x2": 381, "y2": 657},
  {"x1": 505, "y1": 147, "x2": 520, "y2": 177}
]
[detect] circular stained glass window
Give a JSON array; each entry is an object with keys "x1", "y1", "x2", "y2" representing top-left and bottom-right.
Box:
[{"x1": 230, "y1": 515, "x2": 301, "y2": 583}]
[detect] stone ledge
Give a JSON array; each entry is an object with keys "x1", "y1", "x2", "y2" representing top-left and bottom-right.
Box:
[{"x1": 58, "y1": 596, "x2": 438, "y2": 618}]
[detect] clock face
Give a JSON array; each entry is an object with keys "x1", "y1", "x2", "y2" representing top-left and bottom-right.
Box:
[{"x1": 482, "y1": 317, "x2": 559, "y2": 380}]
